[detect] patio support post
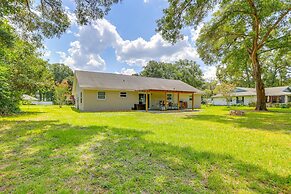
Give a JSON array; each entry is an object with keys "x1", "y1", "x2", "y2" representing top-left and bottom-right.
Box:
[
  {"x1": 192, "y1": 93, "x2": 194, "y2": 110},
  {"x1": 146, "y1": 91, "x2": 148, "y2": 112},
  {"x1": 164, "y1": 92, "x2": 167, "y2": 110},
  {"x1": 177, "y1": 92, "x2": 180, "y2": 110}
]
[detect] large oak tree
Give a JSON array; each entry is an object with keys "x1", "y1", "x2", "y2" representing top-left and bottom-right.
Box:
[{"x1": 157, "y1": 0, "x2": 290, "y2": 110}]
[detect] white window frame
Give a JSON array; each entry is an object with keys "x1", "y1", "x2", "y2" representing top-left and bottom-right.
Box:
[
  {"x1": 189, "y1": 95, "x2": 192, "y2": 101},
  {"x1": 97, "y1": 91, "x2": 106, "y2": 100},
  {"x1": 167, "y1": 93, "x2": 173, "y2": 102},
  {"x1": 120, "y1": 92, "x2": 127, "y2": 98}
]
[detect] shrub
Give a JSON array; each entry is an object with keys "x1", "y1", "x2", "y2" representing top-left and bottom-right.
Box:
[
  {"x1": 274, "y1": 103, "x2": 280, "y2": 108},
  {"x1": 232, "y1": 104, "x2": 244, "y2": 107},
  {"x1": 54, "y1": 80, "x2": 69, "y2": 107},
  {"x1": 248, "y1": 102, "x2": 256, "y2": 107},
  {"x1": 279, "y1": 104, "x2": 289, "y2": 108},
  {"x1": 0, "y1": 66, "x2": 20, "y2": 115},
  {"x1": 21, "y1": 100, "x2": 32, "y2": 105}
]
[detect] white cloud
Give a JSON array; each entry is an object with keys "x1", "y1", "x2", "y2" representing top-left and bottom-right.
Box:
[
  {"x1": 190, "y1": 24, "x2": 204, "y2": 42},
  {"x1": 119, "y1": 68, "x2": 137, "y2": 75},
  {"x1": 144, "y1": 0, "x2": 149, "y2": 3},
  {"x1": 116, "y1": 34, "x2": 198, "y2": 66},
  {"x1": 57, "y1": 40, "x2": 105, "y2": 71},
  {"x1": 59, "y1": 18, "x2": 199, "y2": 71}
]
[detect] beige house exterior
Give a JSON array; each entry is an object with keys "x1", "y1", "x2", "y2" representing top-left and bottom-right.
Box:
[{"x1": 73, "y1": 70, "x2": 203, "y2": 112}]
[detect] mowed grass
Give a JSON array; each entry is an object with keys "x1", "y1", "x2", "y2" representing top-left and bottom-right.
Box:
[{"x1": 0, "y1": 105, "x2": 290, "y2": 193}]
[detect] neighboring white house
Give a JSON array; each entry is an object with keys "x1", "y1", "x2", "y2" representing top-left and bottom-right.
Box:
[
  {"x1": 22, "y1": 94, "x2": 39, "y2": 104},
  {"x1": 72, "y1": 70, "x2": 203, "y2": 112},
  {"x1": 212, "y1": 86, "x2": 291, "y2": 106},
  {"x1": 22, "y1": 94, "x2": 53, "y2": 105}
]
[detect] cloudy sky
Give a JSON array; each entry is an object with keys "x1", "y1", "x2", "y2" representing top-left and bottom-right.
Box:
[{"x1": 43, "y1": 0, "x2": 216, "y2": 79}]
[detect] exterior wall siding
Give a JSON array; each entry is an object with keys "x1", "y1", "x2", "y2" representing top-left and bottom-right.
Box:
[
  {"x1": 244, "y1": 96, "x2": 256, "y2": 105},
  {"x1": 74, "y1": 81, "x2": 84, "y2": 110},
  {"x1": 83, "y1": 90, "x2": 139, "y2": 111},
  {"x1": 213, "y1": 96, "x2": 256, "y2": 106},
  {"x1": 150, "y1": 92, "x2": 164, "y2": 109},
  {"x1": 78, "y1": 89, "x2": 202, "y2": 111}
]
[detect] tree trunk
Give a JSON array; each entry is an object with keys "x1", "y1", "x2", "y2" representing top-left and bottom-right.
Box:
[{"x1": 252, "y1": 54, "x2": 267, "y2": 111}]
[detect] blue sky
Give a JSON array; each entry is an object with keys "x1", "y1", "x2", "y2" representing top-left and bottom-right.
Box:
[{"x1": 43, "y1": 0, "x2": 216, "y2": 79}]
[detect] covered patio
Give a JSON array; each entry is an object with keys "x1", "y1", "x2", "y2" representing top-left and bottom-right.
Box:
[{"x1": 133, "y1": 90, "x2": 196, "y2": 112}]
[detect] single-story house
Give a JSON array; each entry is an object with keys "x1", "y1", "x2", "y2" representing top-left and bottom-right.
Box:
[
  {"x1": 212, "y1": 86, "x2": 291, "y2": 106},
  {"x1": 22, "y1": 94, "x2": 38, "y2": 101},
  {"x1": 21, "y1": 94, "x2": 53, "y2": 105},
  {"x1": 22, "y1": 94, "x2": 53, "y2": 105},
  {"x1": 72, "y1": 70, "x2": 203, "y2": 112}
]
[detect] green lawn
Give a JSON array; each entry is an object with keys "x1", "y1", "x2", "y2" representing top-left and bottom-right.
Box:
[{"x1": 0, "y1": 105, "x2": 290, "y2": 193}]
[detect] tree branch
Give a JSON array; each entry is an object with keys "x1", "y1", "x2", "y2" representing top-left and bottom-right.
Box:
[
  {"x1": 247, "y1": 0, "x2": 260, "y2": 52},
  {"x1": 176, "y1": 0, "x2": 192, "y2": 19},
  {"x1": 258, "y1": 45, "x2": 289, "y2": 55},
  {"x1": 24, "y1": 0, "x2": 31, "y2": 11},
  {"x1": 258, "y1": 9, "x2": 290, "y2": 50}
]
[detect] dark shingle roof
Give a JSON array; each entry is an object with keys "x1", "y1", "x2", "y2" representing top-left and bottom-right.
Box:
[{"x1": 75, "y1": 70, "x2": 203, "y2": 93}]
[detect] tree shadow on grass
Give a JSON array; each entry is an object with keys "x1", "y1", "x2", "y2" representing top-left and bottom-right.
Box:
[
  {"x1": 184, "y1": 112, "x2": 291, "y2": 133},
  {"x1": 70, "y1": 107, "x2": 81, "y2": 113},
  {"x1": 0, "y1": 111, "x2": 45, "y2": 118},
  {"x1": 0, "y1": 120, "x2": 289, "y2": 193}
]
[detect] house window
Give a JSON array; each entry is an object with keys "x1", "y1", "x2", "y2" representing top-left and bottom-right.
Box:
[
  {"x1": 120, "y1": 92, "x2": 127, "y2": 98},
  {"x1": 279, "y1": 96, "x2": 285, "y2": 103},
  {"x1": 80, "y1": 92, "x2": 82, "y2": 103},
  {"x1": 288, "y1": 96, "x2": 291, "y2": 103},
  {"x1": 97, "y1": 92, "x2": 106, "y2": 100},
  {"x1": 139, "y1": 94, "x2": 145, "y2": 104},
  {"x1": 236, "y1": 97, "x2": 244, "y2": 104},
  {"x1": 189, "y1": 95, "x2": 192, "y2": 101},
  {"x1": 167, "y1": 94, "x2": 173, "y2": 102}
]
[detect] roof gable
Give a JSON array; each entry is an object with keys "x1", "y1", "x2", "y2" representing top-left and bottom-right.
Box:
[
  {"x1": 283, "y1": 86, "x2": 291, "y2": 92},
  {"x1": 234, "y1": 87, "x2": 253, "y2": 92}
]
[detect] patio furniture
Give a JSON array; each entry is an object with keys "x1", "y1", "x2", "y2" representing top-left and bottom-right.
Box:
[{"x1": 133, "y1": 104, "x2": 146, "y2": 110}]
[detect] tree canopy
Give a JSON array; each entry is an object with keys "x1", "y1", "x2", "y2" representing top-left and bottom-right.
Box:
[
  {"x1": 157, "y1": 0, "x2": 290, "y2": 110},
  {"x1": 0, "y1": 0, "x2": 122, "y2": 44},
  {"x1": 216, "y1": 49, "x2": 291, "y2": 88},
  {"x1": 140, "y1": 60, "x2": 205, "y2": 89},
  {"x1": 48, "y1": 63, "x2": 74, "y2": 84},
  {"x1": 214, "y1": 83, "x2": 236, "y2": 107},
  {"x1": 1, "y1": 0, "x2": 121, "y2": 114},
  {"x1": 54, "y1": 80, "x2": 70, "y2": 108},
  {"x1": 0, "y1": 22, "x2": 54, "y2": 114}
]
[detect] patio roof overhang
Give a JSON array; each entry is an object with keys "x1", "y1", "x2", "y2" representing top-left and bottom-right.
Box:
[
  {"x1": 137, "y1": 89, "x2": 196, "y2": 94},
  {"x1": 137, "y1": 89, "x2": 196, "y2": 112}
]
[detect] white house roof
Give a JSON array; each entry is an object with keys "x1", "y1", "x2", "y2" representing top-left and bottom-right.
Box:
[
  {"x1": 74, "y1": 70, "x2": 203, "y2": 93},
  {"x1": 265, "y1": 86, "x2": 291, "y2": 96},
  {"x1": 22, "y1": 94, "x2": 38, "y2": 101},
  {"x1": 213, "y1": 86, "x2": 291, "y2": 98}
]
